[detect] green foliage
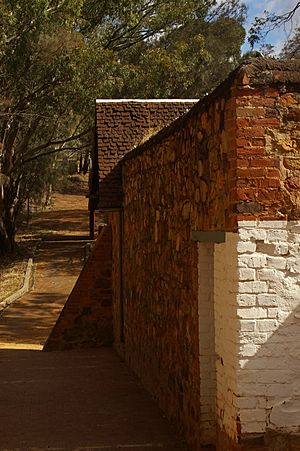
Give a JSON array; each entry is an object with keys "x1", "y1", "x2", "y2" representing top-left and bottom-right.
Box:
[{"x1": 0, "y1": 0, "x2": 246, "y2": 252}]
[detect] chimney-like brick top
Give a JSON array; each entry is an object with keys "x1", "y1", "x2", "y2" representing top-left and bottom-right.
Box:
[
  {"x1": 96, "y1": 99, "x2": 198, "y2": 210},
  {"x1": 238, "y1": 58, "x2": 300, "y2": 86}
]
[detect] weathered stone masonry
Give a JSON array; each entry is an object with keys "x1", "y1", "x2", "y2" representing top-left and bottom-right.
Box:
[{"x1": 107, "y1": 60, "x2": 300, "y2": 451}]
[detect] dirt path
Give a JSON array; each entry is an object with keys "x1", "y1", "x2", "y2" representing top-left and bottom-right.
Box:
[
  {"x1": 0, "y1": 192, "x2": 187, "y2": 450},
  {"x1": 28, "y1": 192, "x2": 90, "y2": 238},
  {"x1": 0, "y1": 193, "x2": 90, "y2": 349}
]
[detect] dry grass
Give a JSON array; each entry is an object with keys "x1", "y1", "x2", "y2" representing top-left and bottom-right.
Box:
[
  {"x1": 0, "y1": 216, "x2": 43, "y2": 304},
  {"x1": 0, "y1": 255, "x2": 28, "y2": 303}
]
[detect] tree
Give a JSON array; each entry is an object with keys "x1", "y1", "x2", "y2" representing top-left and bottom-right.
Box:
[
  {"x1": 0, "y1": 0, "x2": 246, "y2": 253},
  {"x1": 280, "y1": 27, "x2": 300, "y2": 58},
  {"x1": 117, "y1": 2, "x2": 245, "y2": 98},
  {"x1": 248, "y1": 2, "x2": 300, "y2": 48}
]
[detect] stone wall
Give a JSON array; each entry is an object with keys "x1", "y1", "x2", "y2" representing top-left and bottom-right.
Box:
[
  {"x1": 115, "y1": 59, "x2": 300, "y2": 451},
  {"x1": 44, "y1": 227, "x2": 113, "y2": 350},
  {"x1": 120, "y1": 83, "x2": 238, "y2": 451},
  {"x1": 96, "y1": 100, "x2": 197, "y2": 209}
]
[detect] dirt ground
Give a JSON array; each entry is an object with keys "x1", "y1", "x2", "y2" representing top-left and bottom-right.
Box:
[
  {"x1": 0, "y1": 192, "x2": 91, "y2": 303},
  {"x1": 0, "y1": 191, "x2": 188, "y2": 451}
]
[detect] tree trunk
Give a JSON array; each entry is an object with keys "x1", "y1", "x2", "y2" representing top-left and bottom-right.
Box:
[
  {"x1": 0, "y1": 183, "x2": 18, "y2": 254},
  {"x1": 0, "y1": 217, "x2": 14, "y2": 254}
]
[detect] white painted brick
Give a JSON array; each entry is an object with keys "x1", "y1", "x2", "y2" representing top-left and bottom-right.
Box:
[
  {"x1": 267, "y1": 308, "x2": 278, "y2": 318},
  {"x1": 278, "y1": 310, "x2": 290, "y2": 322},
  {"x1": 237, "y1": 241, "x2": 256, "y2": 253},
  {"x1": 288, "y1": 242, "x2": 300, "y2": 251},
  {"x1": 288, "y1": 221, "x2": 300, "y2": 232},
  {"x1": 257, "y1": 220, "x2": 287, "y2": 229},
  {"x1": 240, "y1": 332, "x2": 267, "y2": 345},
  {"x1": 239, "y1": 228, "x2": 267, "y2": 241},
  {"x1": 254, "y1": 370, "x2": 292, "y2": 384},
  {"x1": 237, "y1": 307, "x2": 267, "y2": 319},
  {"x1": 256, "y1": 319, "x2": 278, "y2": 332},
  {"x1": 239, "y1": 320, "x2": 256, "y2": 332},
  {"x1": 266, "y1": 229, "x2": 288, "y2": 242},
  {"x1": 266, "y1": 384, "x2": 293, "y2": 398},
  {"x1": 238, "y1": 254, "x2": 267, "y2": 268},
  {"x1": 240, "y1": 408, "x2": 266, "y2": 423},
  {"x1": 238, "y1": 382, "x2": 268, "y2": 397},
  {"x1": 238, "y1": 281, "x2": 268, "y2": 294},
  {"x1": 287, "y1": 233, "x2": 300, "y2": 243},
  {"x1": 238, "y1": 268, "x2": 256, "y2": 281},
  {"x1": 274, "y1": 244, "x2": 289, "y2": 255},
  {"x1": 239, "y1": 343, "x2": 258, "y2": 357},
  {"x1": 286, "y1": 259, "x2": 300, "y2": 274},
  {"x1": 257, "y1": 294, "x2": 278, "y2": 306},
  {"x1": 238, "y1": 221, "x2": 258, "y2": 228},
  {"x1": 241, "y1": 421, "x2": 266, "y2": 434},
  {"x1": 257, "y1": 398, "x2": 267, "y2": 409},
  {"x1": 266, "y1": 256, "x2": 287, "y2": 270},
  {"x1": 219, "y1": 225, "x2": 300, "y2": 438},
  {"x1": 237, "y1": 397, "x2": 257, "y2": 409},
  {"x1": 237, "y1": 294, "x2": 256, "y2": 307},
  {"x1": 257, "y1": 268, "x2": 280, "y2": 281}
]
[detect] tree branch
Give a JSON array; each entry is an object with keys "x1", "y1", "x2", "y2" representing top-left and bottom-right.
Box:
[
  {"x1": 28, "y1": 128, "x2": 92, "y2": 155},
  {"x1": 248, "y1": 2, "x2": 300, "y2": 47},
  {"x1": 24, "y1": 143, "x2": 90, "y2": 164}
]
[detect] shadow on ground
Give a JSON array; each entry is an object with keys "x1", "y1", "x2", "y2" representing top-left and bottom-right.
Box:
[{"x1": 0, "y1": 348, "x2": 187, "y2": 451}]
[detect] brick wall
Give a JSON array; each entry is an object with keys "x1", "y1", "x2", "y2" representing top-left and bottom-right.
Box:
[
  {"x1": 96, "y1": 100, "x2": 197, "y2": 209},
  {"x1": 197, "y1": 243, "x2": 216, "y2": 445},
  {"x1": 114, "y1": 59, "x2": 300, "y2": 451},
  {"x1": 237, "y1": 220, "x2": 300, "y2": 441},
  {"x1": 44, "y1": 226, "x2": 113, "y2": 350},
  {"x1": 109, "y1": 210, "x2": 125, "y2": 356},
  {"x1": 213, "y1": 236, "x2": 239, "y2": 449},
  {"x1": 232, "y1": 61, "x2": 300, "y2": 221}
]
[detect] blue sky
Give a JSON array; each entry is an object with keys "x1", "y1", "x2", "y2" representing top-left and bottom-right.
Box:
[{"x1": 242, "y1": 0, "x2": 300, "y2": 54}]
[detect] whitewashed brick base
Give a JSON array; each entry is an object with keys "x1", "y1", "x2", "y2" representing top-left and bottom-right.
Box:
[
  {"x1": 197, "y1": 220, "x2": 300, "y2": 443},
  {"x1": 214, "y1": 234, "x2": 239, "y2": 442},
  {"x1": 198, "y1": 243, "x2": 216, "y2": 445},
  {"x1": 237, "y1": 220, "x2": 300, "y2": 435}
]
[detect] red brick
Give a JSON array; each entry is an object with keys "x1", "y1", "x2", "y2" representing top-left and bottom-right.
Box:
[
  {"x1": 237, "y1": 187, "x2": 257, "y2": 201},
  {"x1": 251, "y1": 97, "x2": 276, "y2": 107},
  {"x1": 236, "y1": 138, "x2": 250, "y2": 147},
  {"x1": 268, "y1": 178, "x2": 281, "y2": 188},
  {"x1": 251, "y1": 118, "x2": 281, "y2": 127},
  {"x1": 237, "y1": 127, "x2": 265, "y2": 139},
  {"x1": 236, "y1": 118, "x2": 250, "y2": 128},
  {"x1": 250, "y1": 158, "x2": 278, "y2": 168},
  {"x1": 236, "y1": 107, "x2": 266, "y2": 117},
  {"x1": 267, "y1": 168, "x2": 280, "y2": 177},
  {"x1": 237, "y1": 158, "x2": 249, "y2": 168},
  {"x1": 251, "y1": 137, "x2": 265, "y2": 147},
  {"x1": 237, "y1": 147, "x2": 265, "y2": 156}
]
